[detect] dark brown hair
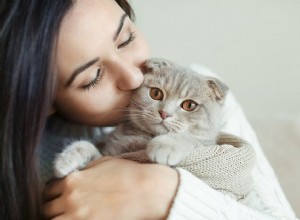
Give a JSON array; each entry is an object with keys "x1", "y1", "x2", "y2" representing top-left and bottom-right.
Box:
[{"x1": 0, "y1": 0, "x2": 134, "y2": 219}]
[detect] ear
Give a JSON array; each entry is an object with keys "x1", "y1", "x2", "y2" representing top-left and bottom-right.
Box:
[
  {"x1": 143, "y1": 58, "x2": 174, "y2": 73},
  {"x1": 207, "y1": 77, "x2": 229, "y2": 104}
]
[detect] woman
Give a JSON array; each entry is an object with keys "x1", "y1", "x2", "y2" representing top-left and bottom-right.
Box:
[{"x1": 0, "y1": 0, "x2": 297, "y2": 219}]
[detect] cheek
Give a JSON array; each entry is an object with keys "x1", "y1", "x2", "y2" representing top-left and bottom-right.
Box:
[
  {"x1": 176, "y1": 110, "x2": 193, "y2": 123},
  {"x1": 54, "y1": 86, "x2": 130, "y2": 126},
  {"x1": 132, "y1": 87, "x2": 150, "y2": 105},
  {"x1": 131, "y1": 91, "x2": 160, "y2": 115},
  {"x1": 134, "y1": 31, "x2": 150, "y2": 59},
  {"x1": 55, "y1": 91, "x2": 105, "y2": 121}
]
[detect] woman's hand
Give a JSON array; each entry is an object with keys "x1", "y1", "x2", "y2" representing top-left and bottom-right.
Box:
[{"x1": 43, "y1": 157, "x2": 179, "y2": 220}]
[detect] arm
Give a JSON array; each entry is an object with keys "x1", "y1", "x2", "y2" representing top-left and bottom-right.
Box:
[
  {"x1": 41, "y1": 116, "x2": 178, "y2": 220},
  {"x1": 168, "y1": 168, "x2": 277, "y2": 220},
  {"x1": 165, "y1": 64, "x2": 298, "y2": 220},
  {"x1": 44, "y1": 157, "x2": 179, "y2": 220}
]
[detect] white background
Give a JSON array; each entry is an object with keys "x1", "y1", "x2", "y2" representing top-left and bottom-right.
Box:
[
  {"x1": 130, "y1": 0, "x2": 300, "y2": 216},
  {"x1": 131, "y1": 0, "x2": 300, "y2": 118}
]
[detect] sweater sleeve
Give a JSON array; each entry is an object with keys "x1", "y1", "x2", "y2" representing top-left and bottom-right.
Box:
[
  {"x1": 168, "y1": 168, "x2": 281, "y2": 220},
  {"x1": 166, "y1": 64, "x2": 298, "y2": 220}
]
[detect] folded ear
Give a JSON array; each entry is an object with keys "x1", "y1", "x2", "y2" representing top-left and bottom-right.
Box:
[
  {"x1": 143, "y1": 58, "x2": 174, "y2": 73},
  {"x1": 207, "y1": 77, "x2": 229, "y2": 104}
]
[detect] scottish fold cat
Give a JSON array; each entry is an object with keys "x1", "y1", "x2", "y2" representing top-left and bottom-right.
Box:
[{"x1": 53, "y1": 58, "x2": 229, "y2": 178}]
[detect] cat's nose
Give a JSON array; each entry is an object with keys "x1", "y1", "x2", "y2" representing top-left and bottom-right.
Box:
[{"x1": 159, "y1": 110, "x2": 171, "y2": 120}]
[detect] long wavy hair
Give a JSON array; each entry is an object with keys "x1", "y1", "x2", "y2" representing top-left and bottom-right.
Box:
[{"x1": 0, "y1": 0, "x2": 134, "y2": 219}]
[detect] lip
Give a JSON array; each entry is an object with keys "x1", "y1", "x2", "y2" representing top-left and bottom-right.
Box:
[{"x1": 157, "y1": 121, "x2": 169, "y2": 131}]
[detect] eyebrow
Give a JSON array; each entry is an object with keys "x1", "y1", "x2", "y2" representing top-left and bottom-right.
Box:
[
  {"x1": 114, "y1": 13, "x2": 128, "y2": 41},
  {"x1": 65, "y1": 57, "x2": 99, "y2": 87},
  {"x1": 65, "y1": 13, "x2": 128, "y2": 88}
]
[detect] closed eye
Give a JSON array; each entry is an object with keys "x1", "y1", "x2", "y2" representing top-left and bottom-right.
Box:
[
  {"x1": 117, "y1": 31, "x2": 136, "y2": 49},
  {"x1": 82, "y1": 68, "x2": 103, "y2": 91}
]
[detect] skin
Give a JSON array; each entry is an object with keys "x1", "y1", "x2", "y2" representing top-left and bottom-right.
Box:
[
  {"x1": 44, "y1": 0, "x2": 179, "y2": 219},
  {"x1": 53, "y1": 0, "x2": 148, "y2": 126}
]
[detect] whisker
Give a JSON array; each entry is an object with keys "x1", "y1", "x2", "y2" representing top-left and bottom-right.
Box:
[
  {"x1": 129, "y1": 98, "x2": 147, "y2": 110},
  {"x1": 167, "y1": 120, "x2": 184, "y2": 133},
  {"x1": 129, "y1": 115, "x2": 157, "y2": 122}
]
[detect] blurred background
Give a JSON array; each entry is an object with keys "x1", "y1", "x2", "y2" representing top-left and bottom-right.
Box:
[{"x1": 131, "y1": 0, "x2": 300, "y2": 216}]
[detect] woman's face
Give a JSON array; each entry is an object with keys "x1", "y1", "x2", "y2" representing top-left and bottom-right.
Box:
[{"x1": 53, "y1": 0, "x2": 149, "y2": 126}]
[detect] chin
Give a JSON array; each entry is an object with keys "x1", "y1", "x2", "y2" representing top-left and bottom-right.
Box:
[
  {"x1": 102, "y1": 113, "x2": 127, "y2": 126},
  {"x1": 82, "y1": 112, "x2": 125, "y2": 127},
  {"x1": 151, "y1": 124, "x2": 169, "y2": 135}
]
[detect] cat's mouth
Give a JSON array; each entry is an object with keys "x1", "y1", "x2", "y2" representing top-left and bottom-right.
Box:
[
  {"x1": 159, "y1": 121, "x2": 173, "y2": 133},
  {"x1": 149, "y1": 121, "x2": 170, "y2": 135}
]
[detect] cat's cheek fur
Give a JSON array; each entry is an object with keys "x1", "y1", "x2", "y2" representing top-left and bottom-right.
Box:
[
  {"x1": 53, "y1": 140, "x2": 102, "y2": 178},
  {"x1": 146, "y1": 135, "x2": 187, "y2": 166}
]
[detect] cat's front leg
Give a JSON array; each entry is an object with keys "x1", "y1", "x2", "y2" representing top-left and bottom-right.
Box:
[
  {"x1": 147, "y1": 133, "x2": 196, "y2": 166},
  {"x1": 53, "y1": 140, "x2": 102, "y2": 178},
  {"x1": 102, "y1": 135, "x2": 149, "y2": 156}
]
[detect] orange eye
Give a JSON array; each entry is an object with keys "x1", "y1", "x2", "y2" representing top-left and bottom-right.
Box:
[
  {"x1": 181, "y1": 100, "x2": 198, "y2": 111},
  {"x1": 149, "y1": 88, "x2": 164, "y2": 100}
]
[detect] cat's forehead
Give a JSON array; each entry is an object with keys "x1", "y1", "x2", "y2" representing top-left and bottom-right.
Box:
[
  {"x1": 144, "y1": 65, "x2": 204, "y2": 86},
  {"x1": 142, "y1": 66, "x2": 211, "y2": 101}
]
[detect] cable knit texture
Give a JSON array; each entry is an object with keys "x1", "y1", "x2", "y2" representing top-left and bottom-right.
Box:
[
  {"x1": 116, "y1": 132, "x2": 255, "y2": 200},
  {"x1": 38, "y1": 64, "x2": 298, "y2": 220},
  {"x1": 177, "y1": 132, "x2": 255, "y2": 200}
]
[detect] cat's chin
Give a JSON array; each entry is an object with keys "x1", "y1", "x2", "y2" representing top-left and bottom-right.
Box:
[{"x1": 150, "y1": 123, "x2": 170, "y2": 135}]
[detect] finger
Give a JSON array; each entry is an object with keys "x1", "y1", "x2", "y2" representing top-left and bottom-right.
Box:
[
  {"x1": 52, "y1": 215, "x2": 72, "y2": 220},
  {"x1": 44, "y1": 179, "x2": 65, "y2": 201},
  {"x1": 43, "y1": 197, "x2": 65, "y2": 220},
  {"x1": 84, "y1": 155, "x2": 114, "y2": 169}
]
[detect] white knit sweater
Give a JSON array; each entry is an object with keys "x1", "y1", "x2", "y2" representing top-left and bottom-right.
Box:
[{"x1": 39, "y1": 65, "x2": 298, "y2": 220}]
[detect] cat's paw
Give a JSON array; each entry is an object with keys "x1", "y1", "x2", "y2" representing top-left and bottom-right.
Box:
[
  {"x1": 147, "y1": 136, "x2": 185, "y2": 166},
  {"x1": 53, "y1": 140, "x2": 102, "y2": 178}
]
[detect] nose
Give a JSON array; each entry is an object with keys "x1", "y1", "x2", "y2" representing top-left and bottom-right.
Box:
[
  {"x1": 114, "y1": 60, "x2": 144, "y2": 91},
  {"x1": 159, "y1": 110, "x2": 171, "y2": 120}
]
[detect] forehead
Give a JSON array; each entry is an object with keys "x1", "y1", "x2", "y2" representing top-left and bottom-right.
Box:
[
  {"x1": 144, "y1": 66, "x2": 199, "y2": 85},
  {"x1": 56, "y1": 0, "x2": 124, "y2": 79},
  {"x1": 143, "y1": 67, "x2": 209, "y2": 101},
  {"x1": 61, "y1": 0, "x2": 121, "y2": 33}
]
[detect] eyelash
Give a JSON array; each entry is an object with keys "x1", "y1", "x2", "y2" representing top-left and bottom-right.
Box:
[
  {"x1": 117, "y1": 31, "x2": 136, "y2": 49},
  {"x1": 82, "y1": 68, "x2": 103, "y2": 91},
  {"x1": 82, "y1": 32, "x2": 136, "y2": 91}
]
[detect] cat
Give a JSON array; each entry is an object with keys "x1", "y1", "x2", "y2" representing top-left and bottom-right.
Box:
[{"x1": 53, "y1": 58, "x2": 229, "y2": 178}]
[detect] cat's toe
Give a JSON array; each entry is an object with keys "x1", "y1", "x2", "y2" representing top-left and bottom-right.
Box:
[
  {"x1": 53, "y1": 141, "x2": 102, "y2": 178},
  {"x1": 53, "y1": 155, "x2": 77, "y2": 178},
  {"x1": 155, "y1": 149, "x2": 182, "y2": 166},
  {"x1": 165, "y1": 151, "x2": 183, "y2": 166},
  {"x1": 147, "y1": 141, "x2": 182, "y2": 166}
]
